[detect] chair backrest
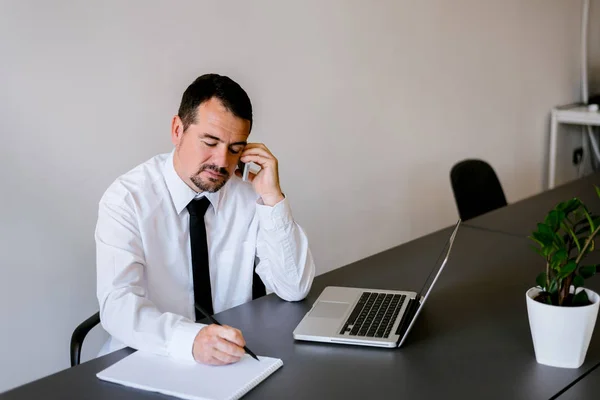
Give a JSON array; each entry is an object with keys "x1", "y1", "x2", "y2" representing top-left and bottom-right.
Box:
[
  {"x1": 450, "y1": 159, "x2": 507, "y2": 221},
  {"x1": 70, "y1": 312, "x2": 101, "y2": 367}
]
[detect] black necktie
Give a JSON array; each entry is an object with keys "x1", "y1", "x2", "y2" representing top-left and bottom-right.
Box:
[
  {"x1": 187, "y1": 197, "x2": 267, "y2": 321},
  {"x1": 187, "y1": 197, "x2": 213, "y2": 320}
]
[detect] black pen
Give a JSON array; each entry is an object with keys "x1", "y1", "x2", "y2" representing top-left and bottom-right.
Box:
[{"x1": 194, "y1": 304, "x2": 260, "y2": 361}]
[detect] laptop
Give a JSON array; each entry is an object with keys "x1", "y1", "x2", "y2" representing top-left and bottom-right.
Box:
[{"x1": 293, "y1": 220, "x2": 461, "y2": 348}]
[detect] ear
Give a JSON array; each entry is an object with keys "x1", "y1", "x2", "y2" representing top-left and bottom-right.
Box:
[{"x1": 171, "y1": 115, "x2": 184, "y2": 146}]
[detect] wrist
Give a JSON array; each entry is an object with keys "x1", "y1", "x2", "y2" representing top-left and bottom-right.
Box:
[{"x1": 261, "y1": 192, "x2": 284, "y2": 206}]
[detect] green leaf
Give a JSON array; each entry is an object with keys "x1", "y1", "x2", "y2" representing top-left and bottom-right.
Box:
[
  {"x1": 538, "y1": 223, "x2": 553, "y2": 236},
  {"x1": 560, "y1": 198, "x2": 582, "y2": 214},
  {"x1": 561, "y1": 222, "x2": 582, "y2": 252},
  {"x1": 528, "y1": 235, "x2": 545, "y2": 248},
  {"x1": 531, "y1": 232, "x2": 549, "y2": 246},
  {"x1": 552, "y1": 231, "x2": 565, "y2": 248},
  {"x1": 552, "y1": 249, "x2": 568, "y2": 263},
  {"x1": 558, "y1": 261, "x2": 577, "y2": 279},
  {"x1": 545, "y1": 210, "x2": 565, "y2": 231},
  {"x1": 595, "y1": 185, "x2": 600, "y2": 200},
  {"x1": 536, "y1": 272, "x2": 548, "y2": 289},
  {"x1": 533, "y1": 236, "x2": 555, "y2": 250},
  {"x1": 530, "y1": 246, "x2": 552, "y2": 260},
  {"x1": 529, "y1": 245, "x2": 546, "y2": 257},
  {"x1": 544, "y1": 211, "x2": 556, "y2": 230},
  {"x1": 557, "y1": 210, "x2": 566, "y2": 225},
  {"x1": 573, "y1": 209, "x2": 586, "y2": 227},
  {"x1": 573, "y1": 290, "x2": 590, "y2": 306},
  {"x1": 593, "y1": 216, "x2": 600, "y2": 230},
  {"x1": 555, "y1": 232, "x2": 566, "y2": 247},
  {"x1": 583, "y1": 208, "x2": 596, "y2": 232},
  {"x1": 573, "y1": 275, "x2": 585, "y2": 288},
  {"x1": 580, "y1": 265, "x2": 598, "y2": 279}
]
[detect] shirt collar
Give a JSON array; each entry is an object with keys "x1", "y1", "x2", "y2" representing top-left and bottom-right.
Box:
[{"x1": 163, "y1": 150, "x2": 221, "y2": 215}]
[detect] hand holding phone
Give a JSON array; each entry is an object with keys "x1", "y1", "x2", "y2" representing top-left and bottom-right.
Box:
[
  {"x1": 237, "y1": 160, "x2": 260, "y2": 182},
  {"x1": 236, "y1": 143, "x2": 283, "y2": 206}
]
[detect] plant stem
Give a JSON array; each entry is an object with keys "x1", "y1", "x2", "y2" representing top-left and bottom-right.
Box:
[
  {"x1": 575, "y1": 225, "x2": 600, "y2": 264},
  {"x1": 560, "y1": 224, "x2": 600, "y2": 306},
  {"x1": 559, "y1": 275, "x2": 573, "y2": 306},
  {"x1": 546, "y1": 260, "x2": 550, "y2": 289}
]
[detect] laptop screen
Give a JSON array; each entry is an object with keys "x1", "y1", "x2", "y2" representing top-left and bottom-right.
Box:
[
  {"x1": 416, "y1": 220, "x2": 461, "y2": 301},
  {"x1": 397, "y1": 220, "x2": 461, "y2": 347}
]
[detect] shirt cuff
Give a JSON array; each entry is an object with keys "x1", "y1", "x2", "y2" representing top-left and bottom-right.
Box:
[
  {"x1": 256, "y1": 197, "x2": 294, "y2": 231},
  {"x1": 167, "y1": 320, "x2": 205, "y2": 362}
]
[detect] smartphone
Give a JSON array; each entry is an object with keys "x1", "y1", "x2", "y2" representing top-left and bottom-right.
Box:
[{"x1": 237, "y1": 160, "x2": 260, "y2": 182}]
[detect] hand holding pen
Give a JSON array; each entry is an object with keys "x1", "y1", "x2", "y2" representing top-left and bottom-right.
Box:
[{"x1": 192, "y1": 304, "x2": 260, "y2": 365}]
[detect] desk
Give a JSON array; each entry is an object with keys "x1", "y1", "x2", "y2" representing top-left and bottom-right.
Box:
[
  {"x1": 3, "y1": 222, "x2": 600, "y2": 399},
  {"x1": 549, "y1": 104, "x2": 600, "y2": 189},
  {"x1": 556, "y1": 364, "x2": 600, "y2": 399},
  {"x1": 465, "y1": 171, "x2": 600, "y2": 237}
]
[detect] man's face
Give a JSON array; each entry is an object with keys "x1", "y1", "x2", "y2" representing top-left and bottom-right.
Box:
[{"x1": 171, "y1": 97, "x2": 251, "y2": 193}]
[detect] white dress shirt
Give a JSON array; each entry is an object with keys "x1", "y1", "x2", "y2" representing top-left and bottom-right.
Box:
[{"x1": 95, "y1": 150, "x2": 315, "y2": 361}]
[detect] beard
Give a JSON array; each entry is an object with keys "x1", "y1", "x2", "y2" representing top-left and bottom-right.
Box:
[{"x1": 190, "y1": 164, "x2": 230, "y2": 193}]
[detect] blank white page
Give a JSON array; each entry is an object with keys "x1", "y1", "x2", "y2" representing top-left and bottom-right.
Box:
[{"x1": 97, "y1": 351, "x2": 283, "y2": 400}]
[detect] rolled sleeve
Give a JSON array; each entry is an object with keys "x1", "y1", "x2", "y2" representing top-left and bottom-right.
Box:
[
  {"x1": 255, "y1": 197, "x2": 293, "y2": 231},
  {"x1": 167, "y1": 321, "x2": 206, "y2": 362},
  {"x1": 254, "y1": 196, "x2": 315, "y2": 302}
]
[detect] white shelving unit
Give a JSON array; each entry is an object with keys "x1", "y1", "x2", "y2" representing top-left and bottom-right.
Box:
[{"x1": 548, "y1": 104, "x2": 600, "y2": 189}]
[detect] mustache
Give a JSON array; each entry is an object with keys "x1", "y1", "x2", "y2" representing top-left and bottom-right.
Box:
[{"x1": 197, "y1": 164, "x2": 229, "y2": 177}]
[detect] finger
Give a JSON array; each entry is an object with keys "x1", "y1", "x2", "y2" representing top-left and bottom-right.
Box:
[
  {"x1": 239, "y1": 154, "x2": 272, "y2": 168},
  {"x1": 212, "y1": 347, "x2": 242, "y2": 364},
  {"x1": 242, "y1": 142, "x2": 269, "y2": 152},
  {"x1": 225, "y1": 326, "x2": 246, "y2": 346},
  {"x1": 208, "y1": 355, "x2": 228, "y2": 366},
  {"x1": 217, "y1": 326, "x2": 246, "y2": 347},
  {"x1": 241, "y1": 147, "x2": 274, "y2": 160},
  {"x1": 241, "y1": 143, "x2": 273, "y2": 157},
  {"x1": 246, "y1": 171, "x2": 257, "y2": 182},
  {"x1": 235, "y1": 168, "x2": 256, "y2": 182},
  {"x1": 214, "y1": 336, "x2": 245, "y2": 358}
]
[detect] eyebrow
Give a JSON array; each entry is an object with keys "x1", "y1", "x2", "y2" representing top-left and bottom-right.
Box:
[{"x1": 201, "y1": 133, "x2": 247, "y2": 147}]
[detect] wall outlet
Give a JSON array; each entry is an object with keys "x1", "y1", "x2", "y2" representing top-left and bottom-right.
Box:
[{"x1": 573, "y1": 147, "x2": 584, "y2": 165}]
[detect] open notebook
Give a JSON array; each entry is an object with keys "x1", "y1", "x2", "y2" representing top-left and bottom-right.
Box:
[{"x1": 97, "y1": 351, "x2": 283, "y2": 400}]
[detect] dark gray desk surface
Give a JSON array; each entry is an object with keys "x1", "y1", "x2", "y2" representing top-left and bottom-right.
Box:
[
  {"x1": 4, "y1": 221, "x2": 600, "y2": 399},
  {"x1": 557, "y1": 363, "x2": 600, "y2": 399},
  {"x1": 465, "y1": 172, "x2": 600, "y2": 237}
]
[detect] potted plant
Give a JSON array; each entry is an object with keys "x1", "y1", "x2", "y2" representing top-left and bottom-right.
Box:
[{"x1": 527, "y1": 188, "x2": 600, "y2": 368}]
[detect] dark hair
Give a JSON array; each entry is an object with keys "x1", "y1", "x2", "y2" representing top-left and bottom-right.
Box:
[{"x1": 178, "y1": 73, "x2": 253, "y2": 132}]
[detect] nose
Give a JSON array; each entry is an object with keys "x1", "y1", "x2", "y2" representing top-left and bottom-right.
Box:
[{"x1": 212, "y1": 145, "x2": 231, "y2": 169}]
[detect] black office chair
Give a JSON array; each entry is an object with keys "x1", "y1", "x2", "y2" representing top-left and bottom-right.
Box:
[
  {"x1": 450, "y1": 159, "x2": 507, "y2": 221},
  {"x1": 70, "y1": 312, "x2": 101, "y2": 367},
  {"x1": 69, "y1": 279, "x2": 266, "y2": 367}
]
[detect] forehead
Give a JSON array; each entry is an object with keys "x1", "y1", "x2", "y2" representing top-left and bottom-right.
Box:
[{"x1": 193, "y1": 98, "x2": 251, "y2": 141}]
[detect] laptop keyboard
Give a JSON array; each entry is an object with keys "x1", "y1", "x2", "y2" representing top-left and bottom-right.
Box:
[{"x1": 339, "y1": 292, "x2": 406, "y2": 339}]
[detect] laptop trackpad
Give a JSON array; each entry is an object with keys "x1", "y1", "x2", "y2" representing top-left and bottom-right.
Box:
[{"x1": 310, "y1": 301, "x2": 350, "y2": 319}]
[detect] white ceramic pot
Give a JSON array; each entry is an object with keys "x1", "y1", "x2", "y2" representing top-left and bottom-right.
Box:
[{"x1": 526, "y1": 286, "x2": 600, "y2": 368}]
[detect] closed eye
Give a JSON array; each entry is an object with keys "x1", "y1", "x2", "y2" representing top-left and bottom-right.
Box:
[
  {"x1": 229, "y1": 145, "x2": 245, "y2": 155},
  {"x1": 203, "y1": 141, "x2": 218, "y2": 147}
]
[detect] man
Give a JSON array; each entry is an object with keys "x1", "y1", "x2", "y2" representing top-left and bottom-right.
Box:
[{"x1": 96, "y1": 74, "x2": 315, "y2": 366}]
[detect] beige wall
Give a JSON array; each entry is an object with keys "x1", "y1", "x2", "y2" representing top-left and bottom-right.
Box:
[
  {"x1": 590, "y1": 0, "x2": 600, "y2": 94},
  {"x1": 0, "y1": 0, "x2": 590, "y2": 392}
]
